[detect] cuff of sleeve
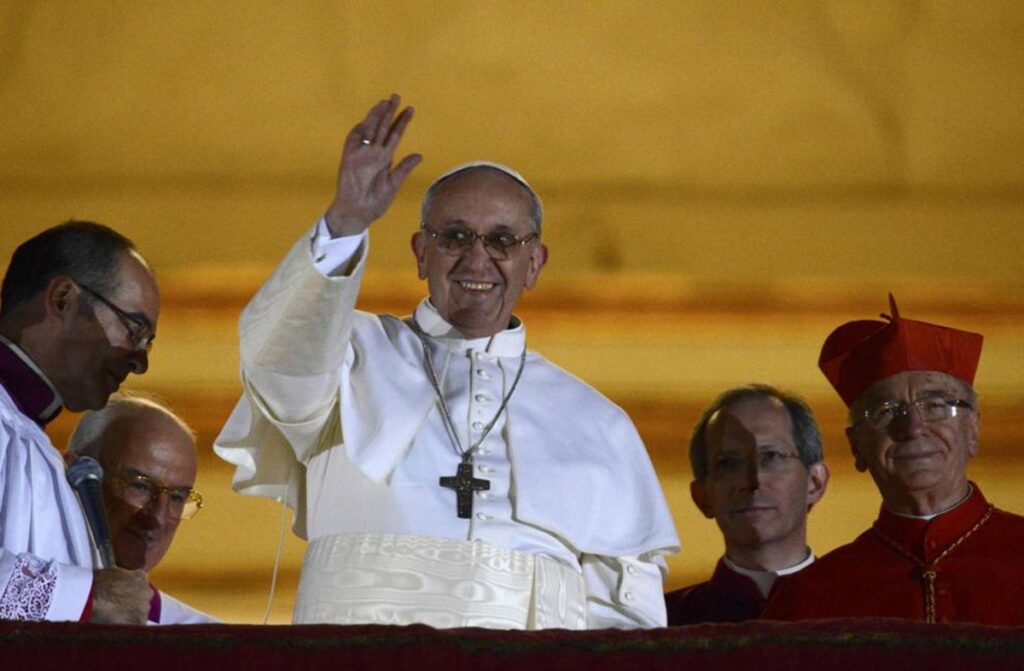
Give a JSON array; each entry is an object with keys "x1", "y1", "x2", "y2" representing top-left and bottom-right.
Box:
[
  {"x1": 47, "y1": 562, "x2": 94, "y2": 622},
  {"x1": 311, "y1": 217, "x2": 367, "y2": 276}
]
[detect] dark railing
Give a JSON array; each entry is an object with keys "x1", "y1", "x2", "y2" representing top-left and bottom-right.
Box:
[{"x1": 2, "y1": 618, "x2": 1023, "y2": 670}]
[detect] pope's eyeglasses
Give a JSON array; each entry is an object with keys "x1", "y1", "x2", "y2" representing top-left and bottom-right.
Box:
[{"x1": 420, "y1": 223, "x2": 539, "y2": 261}]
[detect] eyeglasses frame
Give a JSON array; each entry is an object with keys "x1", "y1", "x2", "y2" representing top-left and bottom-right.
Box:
[
  {"x1": 75, "y1": 281, "x2": 155, "y2": 352},
  {"x1": 857, "y1": 397, "x2": 974, "y2": 430},
  {"x1": 108, "y1": 470, "x2": 204, "y2": 520},
  {"x1": 419, "y1": 223, "x2": 539, "y2": 261},
  {"x1": 708, "y1": 449, "x2": 806, "y2": 481}
]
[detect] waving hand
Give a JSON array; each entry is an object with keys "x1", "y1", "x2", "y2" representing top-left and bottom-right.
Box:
[{"x1": 325, "y1": 94, "x2": 423, "y2": 237}]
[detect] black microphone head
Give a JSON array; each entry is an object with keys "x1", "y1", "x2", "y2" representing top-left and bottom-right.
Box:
[{"x1": 67, "y1": 455, "x2": 104, "y2": 488}]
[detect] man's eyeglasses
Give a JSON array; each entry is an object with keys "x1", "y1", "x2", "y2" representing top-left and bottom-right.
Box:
[
  {"x1": 109, "y1": 471, "x2": 203, "y2": 520},
  {"x1": 76, "y1": 282, "x2": 155, "y2": 353},
  {"x1": 420, "y1": 224, "x2": 539, "y2": 261},
  {"x1": 710, "y1": 449, "x2": 804, "y2": 480},
  {"x1": 857, "y1": 397, "x2": 973, "y2": 430}
]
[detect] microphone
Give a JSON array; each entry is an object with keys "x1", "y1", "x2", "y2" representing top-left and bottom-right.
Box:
[{"x1": 66, "y1": 456, "x2": 117, "y2": 569}]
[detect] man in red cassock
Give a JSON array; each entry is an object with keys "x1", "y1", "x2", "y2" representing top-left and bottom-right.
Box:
[{"x1": 764, "y1": 295, "x2": 1024, "y2": 625}]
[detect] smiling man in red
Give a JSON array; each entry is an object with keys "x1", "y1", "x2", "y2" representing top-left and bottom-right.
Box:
[
  {"x1": 764, "y1": 296, "x2": 1024, "y2": 624},
  {"x1": 666, "y1": 385, "x2": 829, "y2": 625},
  {"x1": 215, "y1": 95, "x2": 678, "y2": 629}
]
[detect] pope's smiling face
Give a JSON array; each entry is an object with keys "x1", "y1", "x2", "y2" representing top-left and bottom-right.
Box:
[{"x1": 412, "y1": 168, "x2": 547, "y2": 339}]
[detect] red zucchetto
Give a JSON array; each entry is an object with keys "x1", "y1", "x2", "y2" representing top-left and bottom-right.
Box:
[{"x1": 818, "y1": 294, "x2": 984, "y2": 407}]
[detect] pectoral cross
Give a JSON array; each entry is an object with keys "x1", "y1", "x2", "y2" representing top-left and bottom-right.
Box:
[{"x1": 439, "y1": 458, "x2": 490, "y2": 519}]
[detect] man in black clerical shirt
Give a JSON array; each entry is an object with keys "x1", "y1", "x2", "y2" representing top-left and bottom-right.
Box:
[{"x1": 666, "y1": 384, "x2": 829, "y2": 625}]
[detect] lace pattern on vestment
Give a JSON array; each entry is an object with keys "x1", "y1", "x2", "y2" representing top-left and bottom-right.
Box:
[{"x1": 0, "y1": 554, "x2": 57, "y2": 620}]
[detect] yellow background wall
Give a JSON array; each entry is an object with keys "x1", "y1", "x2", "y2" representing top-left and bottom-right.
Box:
[{"x1": 2, "y1": 2, "x2": 1022, "y2": 623}]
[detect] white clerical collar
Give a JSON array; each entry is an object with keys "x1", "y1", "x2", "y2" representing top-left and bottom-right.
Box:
[
  {"x1": 723, "y1": 550, "x2": 816, "y2": 598},
  {"x1": 413, "y1": 299, "x2": 526, "y2": 357},
  {"x1": 888, "y1": 483, "x2": 974, "y2": 521}
]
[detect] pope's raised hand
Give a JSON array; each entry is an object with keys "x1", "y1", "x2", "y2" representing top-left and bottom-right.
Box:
[{"x1": 325, "y1": 94, "x2": 423, "y2": 237}]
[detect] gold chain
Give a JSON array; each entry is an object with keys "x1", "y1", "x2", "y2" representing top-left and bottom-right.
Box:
[{"x1": 871, "y1": 505, "x2": 993, "y2": 623}]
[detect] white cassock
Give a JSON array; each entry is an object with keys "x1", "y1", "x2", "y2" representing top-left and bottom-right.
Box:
[
  {"x1": 0, "y1": 385, "x2": 94, "y2": 620},
  {"x1": 215, "y1": 222, "x2": 680, "y2": 629}
]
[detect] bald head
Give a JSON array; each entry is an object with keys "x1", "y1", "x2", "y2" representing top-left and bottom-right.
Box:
[{"x1": 69, "y1": 395, "x2": 197, "y2": 571}]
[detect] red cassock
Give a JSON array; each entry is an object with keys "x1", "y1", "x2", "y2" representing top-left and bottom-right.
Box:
[
  {"x1": 763, "y1": 485, "x2": 1024, "y2": 625},
  {"x1": 665, "y1": 559, "x2": 766, "y2": 625}
]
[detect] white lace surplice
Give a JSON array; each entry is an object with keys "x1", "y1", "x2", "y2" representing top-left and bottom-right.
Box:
[{"x1": 0, "y1": 387, "x2": 94, "y2": 620}]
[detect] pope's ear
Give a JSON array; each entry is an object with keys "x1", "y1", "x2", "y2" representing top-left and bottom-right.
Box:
[
  {"x1": 690, "y1": 480, "x2": 714, "y2": 519},
  {"x1": 410, "y1": 231, "x2": 428, "y2": 280},
  {"x1": 524, "y1": 242, "x2": 548, "y2": 290}
]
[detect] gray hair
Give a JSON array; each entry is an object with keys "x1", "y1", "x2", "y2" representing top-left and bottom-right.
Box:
[
  {"x1": 68, "y1": 392, "x2": 194, "y2": 459},
  {"x1": 689, "y1": 383, "x2": 824, "y2": 482},
  {"x1": 420, "y1": 162, "x2": 544, "y2": 234}
]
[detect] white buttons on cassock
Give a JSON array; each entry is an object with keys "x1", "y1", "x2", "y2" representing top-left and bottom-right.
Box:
[
  {"x1": 476, "y1": 369, "x2": 491, "y2": 380},
  {"x1": 626, "y1": 565, "x2": 637, "y2": 575},
  {"x1": 474, "y1": 394, "x2": 490, "y2": 403},
  {"x1": 478, "y1": 465, "x2": 494, "y2": 474},
  {"x1": 624, "y1": 591, "x2": 635, "y2": 601},
  {"x1": 477, "y1": 491, "x2": 491, "y2": 500},
  {"x1": 476, "y1": 512, "x2": 493, "y2": 520},
  {"x1": 472, "y1": 421, "x2": 485, "y2": 431}
]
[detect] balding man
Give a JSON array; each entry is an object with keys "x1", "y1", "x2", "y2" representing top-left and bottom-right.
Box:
[
  {"x1": 215, "y1": 96, "x2": 678, "y2": 629},
  {"x1": 764, "y1": 296, "x2": 1024, "y2": 624},
  {"x1": 0, "y1": 221, "x2": 157, "y2": 623},
  {"x1": 68, "y1": 395, "x2": 216, "y2": 624}
]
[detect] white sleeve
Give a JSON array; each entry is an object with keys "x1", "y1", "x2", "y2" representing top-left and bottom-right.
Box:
[
  {"x1": 213, "y1": 220, "x2": 369, "y2": 535},
  {"x1": 580, "y1": 552, "x2": 669, "y2": 629},
  {"x1": 311, "y1": 217, "x2": 368, "y2": 277},
  {"x1": 228, "y1": 218, "x2": 368, "y2": 438},
  {"x1": 0, "y1": 409, "x2": 95, "y2": 622},
  {"x1": 0, "y1": 550, "x2": 93, "y2": 621}
]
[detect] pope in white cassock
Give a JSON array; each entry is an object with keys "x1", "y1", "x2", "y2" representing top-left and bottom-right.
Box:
[{"x1": 214, "y1": 95, "x2": 680, "y2": 629}]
